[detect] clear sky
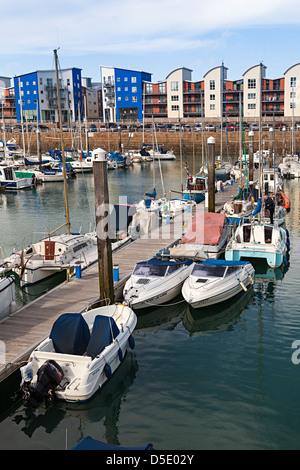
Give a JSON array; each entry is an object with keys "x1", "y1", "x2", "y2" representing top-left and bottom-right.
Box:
[{"x1": 1, "y1": 0, "x2": 300, "y2": 84}]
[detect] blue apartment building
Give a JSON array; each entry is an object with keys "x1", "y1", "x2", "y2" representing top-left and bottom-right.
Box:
[
  {"x1": 101, "y1": 66, "x2": 152, "y2": 122},
  {"x1": 14, "y1": 68, "x2": 82, "y2": 123}
]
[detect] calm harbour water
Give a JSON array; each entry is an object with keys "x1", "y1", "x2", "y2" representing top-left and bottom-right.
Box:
[{"x1": 0, "y1": 156, "x2": 300, "y2": 450}]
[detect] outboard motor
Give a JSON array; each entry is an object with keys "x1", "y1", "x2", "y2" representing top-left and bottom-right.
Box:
[{"x1": 20, "y1": 360, "x2": 64, "y2": 408}]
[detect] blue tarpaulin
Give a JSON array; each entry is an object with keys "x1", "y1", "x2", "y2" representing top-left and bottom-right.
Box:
[
  {"x1": 201, "y1": 259, "x2": 250, "y2": 266},
  {"x1": 71, "y1": 436, "x2": 154, "y2": 450},
  {"x1": 136, "y1": 258, "x2": 193, "y2": 266},
  {"x1": 49, "y1": 313, "x2": 90, "y2": 355},
  {"x1": 86, "y1": 315, "x2": 120, "y2": 359}
]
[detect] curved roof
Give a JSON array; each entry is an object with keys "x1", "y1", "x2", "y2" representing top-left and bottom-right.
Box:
[
  {"x1": 242, "y1": 63, "x2": 266, "y2": 76},
  {"x1": 284, "y1": 63, "x2": 300, "y2": 75},
  {"x1": 165, "y1": 67, "x2": 193, "y2": 80},
  {"x1": 203, "y1": 65, "x2": 228, "y2": 78}
]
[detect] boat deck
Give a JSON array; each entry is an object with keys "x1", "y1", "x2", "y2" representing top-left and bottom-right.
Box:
[{"x1": 0, "y1": 173, "x2": 248, "y2": 382}]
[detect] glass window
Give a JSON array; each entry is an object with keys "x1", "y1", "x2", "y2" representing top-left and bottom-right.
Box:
[
  {"x1": 132, "y1": 96, "x2": 137, "y2": 102},
  {"x1": 159, "y1": 83, "x2": 165, "y2": 93},
  {"x1": 133, "y1": 264, "x2": 168, "y2": 277},
  {"x1": 171, "y1": 95, "x2": 179, "y2": 101},
  {"x1": 210, "y1": 104, "x2": 215, "y2": 110},
  {"x1": 171, "y1": 81, "x2": 178, "y2": 91},
  {"x1": 248, "y1": 93, "x2": 256, "y2": 99},
  {"x1": 131, "y1": 76, "x2": 137, "y2": 83},
  {"x1": 248, "y1": 103, "x2": 256, "y2": 109},
  {"x1": 210, "y1": 80, "x2": 215, "y2": 90},
  {"x1": 171, "y1": 105, "x2": 179, "y2": 111},
  {"x1": 192, "y1": 264, "x2": 226, "y2": 278},
  {"x1": 210, "y1": 94, "x2": 215, "y2": 100},
  {"x1": 248, "y1": 79, "x2": 256, "y2": 89},
  {"x1": 291, "y1": 77, "x2": 296, "y2": 88}
]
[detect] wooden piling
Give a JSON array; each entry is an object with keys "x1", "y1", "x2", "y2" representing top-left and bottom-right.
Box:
[{"x1": 207, "y1": 136, "x2": 215, "y2": 212}]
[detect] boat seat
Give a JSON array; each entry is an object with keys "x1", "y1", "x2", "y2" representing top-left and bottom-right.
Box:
[
  {"x1": 49, "y1": 313, "x2": 91, "y2": 355},
  {"x1": 86, "y1": 315, "x2": 120, "y2": 359}
]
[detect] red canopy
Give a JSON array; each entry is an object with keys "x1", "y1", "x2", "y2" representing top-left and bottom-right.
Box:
[{"x1": 181, "y1": 212, "x2": 226, "y2": 245}]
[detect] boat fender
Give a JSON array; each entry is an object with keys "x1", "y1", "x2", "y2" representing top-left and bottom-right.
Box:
[
  {"x1": 118, "y1": 348, "x2": 123, "y2": 362},
  {"x1": 240, "y1": 281, "x2": 247, "y2": 292},
  {"x1": 128, "y1": 335, "x2": 135, "y2": 350},
  {"x1": 248, "y1": 275, "x2": 254, "y2": 285},
  {"x1": 104, "y1": 363, "x2": 112, "y2": 379}
]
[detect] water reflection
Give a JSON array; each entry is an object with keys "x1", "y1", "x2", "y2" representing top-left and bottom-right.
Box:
[
  {"x1": 11, "y1": 352, "x2": 138, "y2": 447},
  {"x1": 135, "y1": 296, "x2": 187, "y2": 334},
  {"x1": 182, "y1": 287, "x2": 254, "y2": 335}
]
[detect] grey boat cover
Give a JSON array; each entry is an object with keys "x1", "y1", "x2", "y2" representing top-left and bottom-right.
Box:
[{"x1": 86, "y1": 315, "x2": 120, "y2": 359}]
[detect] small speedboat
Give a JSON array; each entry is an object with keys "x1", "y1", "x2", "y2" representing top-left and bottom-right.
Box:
[
  {"x1": 19, "y1": 304, "x2": 137, "y2": 406},
  {"x1": 222, "y1": 198, "x2": 254, "y2": 226},
  {"x1": 123, "y1": 257, "x2": 194, "y2": 309},
  {"x1": 182, "y1": 259, "x2": 255, "y2": 309}
]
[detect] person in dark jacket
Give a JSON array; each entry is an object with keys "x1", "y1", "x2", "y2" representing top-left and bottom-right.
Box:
[{"x1": 264, "y1": 195, "x2": 275, "y2": 224}]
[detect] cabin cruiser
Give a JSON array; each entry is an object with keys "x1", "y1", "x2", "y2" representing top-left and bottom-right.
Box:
[
  {"x1": 182, "y1": 259, "x2": 255, "y2": 309},
  {"x1": 169, "y1": 212, "x2": 231, "y2": 260},
  {"x1": 225, "y1": 221, "x2": 289, "y2": 268},
  {"x1": 0, "y1": 270, "x2": 16, "y2": 320},
  {"x1": 123, "y1": 258, "x2": 194, "y2": 309}
]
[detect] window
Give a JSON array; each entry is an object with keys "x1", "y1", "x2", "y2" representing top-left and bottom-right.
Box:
[
  {"x1": 132, "y1": 87, "x2": 137, "y2": 93},
  {"x1": 291, "y1": 77, "x2": 296, "y2": 88},
  {"x1": 124, "y1": 77, "x2": 128, "y2": 82},
  {"x1": 117, "y1": 97, "x2": 121, "y2": 101},
  {"x1": 132, "y1": 96, "x2": 137, "y2": 102},
  {"x1": 117, "y1": 87, "x2": 121, "y2": 91},
  {"x1": 159, "y1": 83, "x2": 165, "y2": 93},
  {"x1": 125, "y1": 87, "x2": 128, "y2": 91},
  {"x1": 171, "y1": 105, "x2": 179, "y2": 111},
  {"x1": 210, "y1": 94, "x2": 215, "y2": 100},
  {"x1": 125, "y1": 96, "x2": 129, "y2": 101},
  {"x1": 27, "y1": 90, "x2": 30, "y2": 94},
  {"x1": 171, "y1": 81, "x2": 178, "y2": 91},
  {"x1": 117, "y1": 77, "x2": 120, "y2": 82},
  {"x1": 210, "y1": 80, "x2": 215, "y2": 90},
  {"x1": 248, "y1": 79, "x2": 256, "y2": 89},
  {"x1": 290, "y1": 91, "x2": 296, "y2": 99},
  {"x1": 26, "y1": 81, "x2": 29, "y2": 85},
  {"x1": 248, "y1": 93, "x2": 256, "y2": 99},
  {"x1": 67, "y1": 79, "x2": 70, "y2": 86},
  {"x1": 131, "y1": 77, "x2": 137, "y2": 83},
  {"x1": 146, "y1": 83, "x2": 152, "y2": 94},
  {"x1": 210, "y1": 104, "x2": 215, "y2": 110},
  {"x1": 248, "y1": 103, "x2": 256, "y2": 109},
  {"x1": 33, "y1": 81, "x2": 36, "y2": 85},
  {"x1": 290, "y1": 102, "x2": 296, "y2": 108},
  {"x1": 39, "y1": 78, "x2": 43, "y2": 85},
  {"x1": 171, "y1": 95, "x2": 179, "y2": 101}
]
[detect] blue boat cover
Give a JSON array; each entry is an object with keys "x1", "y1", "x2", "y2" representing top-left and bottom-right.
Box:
[
  {"x1": 49, "y1": 313, "x2": 90, "y2": 355},
  {"x1": 145, "y1": 188, "x2": 156, "y2": 198},
  {"x1": 137, "y1": 257, "x2": 193, "y2": 266},
  {"x1": 201, "y1": 259, "x2": 249, "y2": 266},
  {"x1": 86, "y1": 315, "x2": 120, "y2": 359},
  {"x1": 252, "y1": 197, "x2": 262, "y2": 215},
  {"x1": 71, "y1": 436, "x2": 153, "y2": 450}
]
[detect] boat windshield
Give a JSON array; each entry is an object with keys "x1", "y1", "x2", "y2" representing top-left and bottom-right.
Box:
[
  {"x1": 192, "y1": 264, "x2": 226, "y2": 278},
  {"x1": 133, "y1": 264, "x2": 168, "y2": 277}
]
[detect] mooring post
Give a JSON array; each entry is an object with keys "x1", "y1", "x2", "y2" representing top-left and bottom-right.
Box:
[
  {"x1": 93, "y1": 148, "x2": 114, "y2": 305},
  {"x1": 248, "y1": 130, "x2": 254, "y2": 191},
  {"x1": 207, "y1": 136, "x2": 215, "y2": 213}
]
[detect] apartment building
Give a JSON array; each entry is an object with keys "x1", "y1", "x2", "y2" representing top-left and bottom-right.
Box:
[
  {"x1": 82, "y1": 77, "x2": 102, "y2": 120},
  {"x1": 0, "y1": 77, "x2": 16, "y2": 119},
  {"x1": 14, "y1": 68, "x2": 82, "y2": 123},
  {"x1": 100, "y1": 66, "x2": 152, "y2": 122}
]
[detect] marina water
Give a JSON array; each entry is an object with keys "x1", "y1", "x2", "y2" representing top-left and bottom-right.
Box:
[{"x1": 0, "y1": 156, "x2": 300, "y2": 450}]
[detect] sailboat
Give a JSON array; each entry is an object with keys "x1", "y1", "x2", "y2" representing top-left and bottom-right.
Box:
[
  {"x1": 225, "y1": 64, "x2": 290, "y2": 269},
  {"x1": 0, "y1": 50, "x2": 99, "y2": 286}
]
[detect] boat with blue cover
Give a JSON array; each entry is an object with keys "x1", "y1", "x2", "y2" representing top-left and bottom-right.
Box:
[
  {"x1": 182, "y1": 259, "x2": 255, "y2": 308},
  {"x1": 71, "y1": 436, "x2": 154, "y2": 450},
  {"x1": 19, "y1": 304, "x2": 137, "y2": 405},
  {"x1": 123, "y1": 257, "x2": 194, "y2": 309}
]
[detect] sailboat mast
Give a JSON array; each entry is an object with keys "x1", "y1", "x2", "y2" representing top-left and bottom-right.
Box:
[{"x1": 54, "y1": 48, "x2": 71, "y2": 234}]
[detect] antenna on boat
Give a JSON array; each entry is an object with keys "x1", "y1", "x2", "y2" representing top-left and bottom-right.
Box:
[{"x1": 54, "y1": 48, "x2": 71, "y2": 235}]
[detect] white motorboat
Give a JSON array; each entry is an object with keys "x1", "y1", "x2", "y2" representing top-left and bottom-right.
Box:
[
  {"x1": 225, "y1": 220, "x2": 289, "y2": 268},
  {"x1": 123, "y1": 258, "x2": 194, "y2": 309},
  {"x1": 0, "y1": 164, "x2": 34, "y2": 190},
  {"x1": 0, "y1": 270, "x2": 16, "y2": 320},
  {"x1": 149, "y1": 147, "x2": 176, "y2": 160},
  {"x1": 261, "y1": 167, "x2": 283, "y2": 194},
  {"x1": 279, "y1": 155, "x2": 300, "y2": 178},
  {"x1": 169, "y1": 212, "x2": 231, "y2": 260},
  {"x1": 222, "y1": 198, "x2": 254, "y2": 226},
  {"x1": 161, "y1": 198, "x2": 196, "y2": 219},
  {"x1": 19, "y1": 304, "x2": 137, "y2": 405},
  {"x1": 182, "y1": 259, "x2": 255, "y2": 309},
  {"x1": 70, "y1": 156, "x2": 94, "y2": 173},
  {"x1": 1, "y1": 232, "x2": 99, "y2": 286}
]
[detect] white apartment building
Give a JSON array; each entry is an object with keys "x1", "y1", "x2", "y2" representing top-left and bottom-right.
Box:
[
  {"x1": 166, "y1": 67, "x2": 193, "y2": 119},
  {"x1": 203, "y1": 64, "x2": 228, "y2": 119},
  {"x1": 284, "y1": 63, "x2": 300, "y2": 119},
  {"x1": 243, "y1": 63, "x2": 266, "y2": 120}
]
